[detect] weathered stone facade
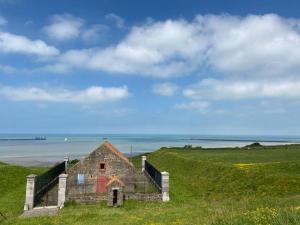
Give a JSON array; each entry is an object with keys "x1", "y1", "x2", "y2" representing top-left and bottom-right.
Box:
[
  {"x1": 23, "y1": 140, "x2": 168, "y2": 213},
  {"x1": 66, "y1": 140, "x2": 160, "y2": 206}
]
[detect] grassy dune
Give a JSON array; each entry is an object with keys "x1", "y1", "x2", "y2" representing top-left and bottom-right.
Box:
[{"x1": 2, "y1": 144, "x2": 300, "y2": 224}]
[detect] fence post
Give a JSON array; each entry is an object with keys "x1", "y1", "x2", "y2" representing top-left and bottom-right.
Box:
[
  {"x1": 161, "y1": 172, "x2": 170, "y2": 202},
  {"x1": 58, "y1": 174, "x2": 68, "y2": 208},
  {"x1": 64, "y1": 156, "x2": 69, "y2": 172},
  {"x1": 142, "y1": 156, "x2": 146, "y2": 172},
  {"x1": 24, "y1": 174, "x2": 37, "y2": 211}
]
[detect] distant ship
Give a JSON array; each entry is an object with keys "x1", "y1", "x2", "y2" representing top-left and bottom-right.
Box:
[{"x1": 34, "y1": 136, "x2": 47, "y2": 140}]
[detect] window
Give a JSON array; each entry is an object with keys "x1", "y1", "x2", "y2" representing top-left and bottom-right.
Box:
[
  {"x1": 100, "y1": 163, "x2": 106, "y2": 171},
  {"x1": 77, "y1": 174, "x2": 84, "y2": 185}
]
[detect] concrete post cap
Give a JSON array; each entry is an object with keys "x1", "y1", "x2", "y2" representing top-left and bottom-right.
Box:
[
  {"x1": 142, "y1": 155, "x2": 147, "y2": 160},
  {"x1": 161, "y1": 171, "x2": 169, "y2": 175},
  {"x1": 26, "y1": 174, "x2": 37, "y2": 178},
  {"x1": 59, "y1": 173, "x2": 68, "y2": 178},
  {"x1": 64, "y1": 156, "x2": 69, "y2": 161}
]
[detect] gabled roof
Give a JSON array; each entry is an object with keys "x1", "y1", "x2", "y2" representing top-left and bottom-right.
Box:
[
  {"x1": 106, "y1": 175, "x2": 124, "y2": 187},
  {"x1": 69, "y1": 140, "x2": 134, "y2": 172},
  {"x1": 102, "y1": 140, "x2": 134, "y2": 167}
]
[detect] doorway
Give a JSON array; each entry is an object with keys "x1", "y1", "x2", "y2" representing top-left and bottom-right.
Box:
[{"x1": 113, "y1": 189, "x2": 118, "y2": 205}]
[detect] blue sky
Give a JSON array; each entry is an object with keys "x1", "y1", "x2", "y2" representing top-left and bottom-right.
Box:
[{"x1": 1, "y1": 0, "x2": 300, "y2": 135}]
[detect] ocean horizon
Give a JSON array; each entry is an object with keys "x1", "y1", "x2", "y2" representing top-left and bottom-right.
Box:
[{"x1": 1, "y1": 133, "x2": 300, "y2": 166}]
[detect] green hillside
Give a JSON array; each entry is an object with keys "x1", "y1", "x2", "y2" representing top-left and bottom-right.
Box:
[
  {"x1": 3, "y1": 144, "x2": 300, "y2": 224},
  {"x1": 0, "y1": 162, "x2": 45, "y2": 223}
]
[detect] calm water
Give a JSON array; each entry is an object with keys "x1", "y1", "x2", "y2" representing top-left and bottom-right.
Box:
[{"x1": 0, "y1": 134, "x2": 300, "y2": 166}]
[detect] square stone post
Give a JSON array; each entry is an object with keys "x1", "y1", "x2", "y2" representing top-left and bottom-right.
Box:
[
  {"x1": 161, "y1": 172, "x2": 170, "y2": 202},
  {"x1": 64, "y1": 156, "x2": 69, "y2": 172},
  {"x1": 24, "y1": 174, "x2": 37, "y2": 211},
  {"x1": 58, "y1": 174, "x2": 68, "y2": 208},
  {"x1": 142, "y1": 155, "x2": 146, "y2": 172}
]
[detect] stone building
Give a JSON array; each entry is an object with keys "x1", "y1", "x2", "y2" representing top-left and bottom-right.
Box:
[
  {"x1": 24, "y1": 139, "x2": 169, "y2": 211},
  {"x1": 67, "y1": 140, "x2": 137, "y2": 206},
  {"x1": 66, "y1": 140, "x2": 170, "y2": 206}
]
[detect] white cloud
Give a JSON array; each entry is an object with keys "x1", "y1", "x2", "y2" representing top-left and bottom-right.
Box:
[
  {"x1": 196, "y1": 14, "x2": 300, "y2": 78},
  {"x1": 183, "y1": 78, "x2": 300, "y2": 100},
  {"x1": 152, "y1": 82, "x2": 178, "y2": 96},
  {"x1": 0, "y1": 32, "x2": 59, "y2": 56},
  {"x1": 105, "y1": 13, "x2": 125, "y2": 28},
  {"x1": 82, "y1": 24, "x2": 109, "y2": 43},
  {"x1": 54, "y1": 19, "x2": 206, "y2": 77},
  {"x1": 0, "y1": 16, "x2": 7, "y2": 26},
  {"x1": 175, "y1": 101, "x2": 210, "y2": 112},
  {"x1": 43, "y1": 14, "x2": 300, "y2": 80},
  {"x1": 43, "y1": 14, "x2": 84, "y2": 41},
  {"x1": 0, "y1": 85, "x2": 130, "y2": 104}
]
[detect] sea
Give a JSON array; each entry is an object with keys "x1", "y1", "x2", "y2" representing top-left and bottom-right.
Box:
[{"x1": 1, "y1": 134, "x2": 300, "y2": 166}]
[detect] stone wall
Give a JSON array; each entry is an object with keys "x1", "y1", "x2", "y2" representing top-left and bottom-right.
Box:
[
  {"x1": 125, "y1": 193, "x2": 162, "y2": 201},
  {"x1": 66, "y1": 192, "x2": 162, "y2": 204},
  {"x1": 67, "y1": 143, "x2": 135, "y2": 198},
  {"x1": 67, "y1": 194, "x2": 107, "y2": 204}
]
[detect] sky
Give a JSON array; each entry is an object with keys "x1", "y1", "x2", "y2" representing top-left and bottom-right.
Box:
[{"x1": 1, "y1": 0, "x2": 300, "y2": 135}]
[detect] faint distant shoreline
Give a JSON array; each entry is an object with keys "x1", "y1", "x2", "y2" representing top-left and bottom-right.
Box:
[
  {"x1": 0, "y1": 152, "x2": 143, "y2": 167},
  {"x1": 189, "y1": 138, "x2": 300, "y2": 143},
  {"x1": 0, "y1": 136, "x2": 46, "y2": 141}
]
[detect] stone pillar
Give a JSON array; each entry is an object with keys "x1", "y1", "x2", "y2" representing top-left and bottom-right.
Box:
[
  {"x1": 58, "y1": 174, "x2": 68, "y2": 208},
  {"x1": 142, "y1": 155, "x2": 146, "y2": 172},
  {"x1": 64, "y1": 156, "x2": 69, "y2": 172},
  {"x1": 161, "y1": 172, "x2": 170, "y2": 202},
  {"x1": 24, "y1": 174, "x2": 37, "y2": 211}
]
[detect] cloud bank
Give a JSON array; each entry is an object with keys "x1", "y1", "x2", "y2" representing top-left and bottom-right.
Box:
[
  {"x1": 0, "y1": 85, "x2": 130, "y2": 104},
  {"x1": 44, "y1": 14, "x2": 300, "y2": 81},
  {"x1": 183, "y1": 79, "x2": 300, "y2": 100},
  {"x1": 0, "y1": 32, "x2": 59, "y2": 56},
  {"x1": 3, "y1": 13, "x2": 300, "y2": 106}
]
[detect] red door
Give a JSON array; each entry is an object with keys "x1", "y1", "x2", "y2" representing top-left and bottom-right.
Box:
[{"x1": 97, "y1": 176, "x2": 107, "y2": 193}]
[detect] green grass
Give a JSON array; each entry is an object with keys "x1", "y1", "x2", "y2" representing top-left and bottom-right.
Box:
[
  {"x1": 0, "y1": 162, "x2": 45, "y2": 223},
  {"x1": 3, "y1": 144, "x2": 300, "y2": 224}
]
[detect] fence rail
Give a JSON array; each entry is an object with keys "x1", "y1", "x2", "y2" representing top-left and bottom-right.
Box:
[
  {"x1": 35, "y1": 161, "x2": 65, "y2": 197},
  {"x1": 144, "y1": 160, "x2": 162, "y2": 188}
]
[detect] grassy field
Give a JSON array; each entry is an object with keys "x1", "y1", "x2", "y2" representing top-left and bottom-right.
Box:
[
  {"x1": 0, "y1": 162, "x2": 45, "y2": 223},
  {"x1": 2, "y1": 144, "x2": 300, "y2": 224}
]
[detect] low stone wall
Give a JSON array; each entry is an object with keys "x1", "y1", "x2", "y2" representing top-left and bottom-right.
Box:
[
  {"x1": 67, "y1": 194, "x2": 107, "y2": 204},
  {"x1": 125, "y1": 193, "x2": 162, "y2": 201},
  {"x1": 67, "y1": 192, "x2": 162, "y2": 204}
]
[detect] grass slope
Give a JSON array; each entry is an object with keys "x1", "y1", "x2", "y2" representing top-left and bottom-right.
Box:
[
  {"x1": 0, "y1": 162, "x2": 45, "y2": 223},
  {"x1": 3, "y1": 144, "x2": 300, "y2": 224}
]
